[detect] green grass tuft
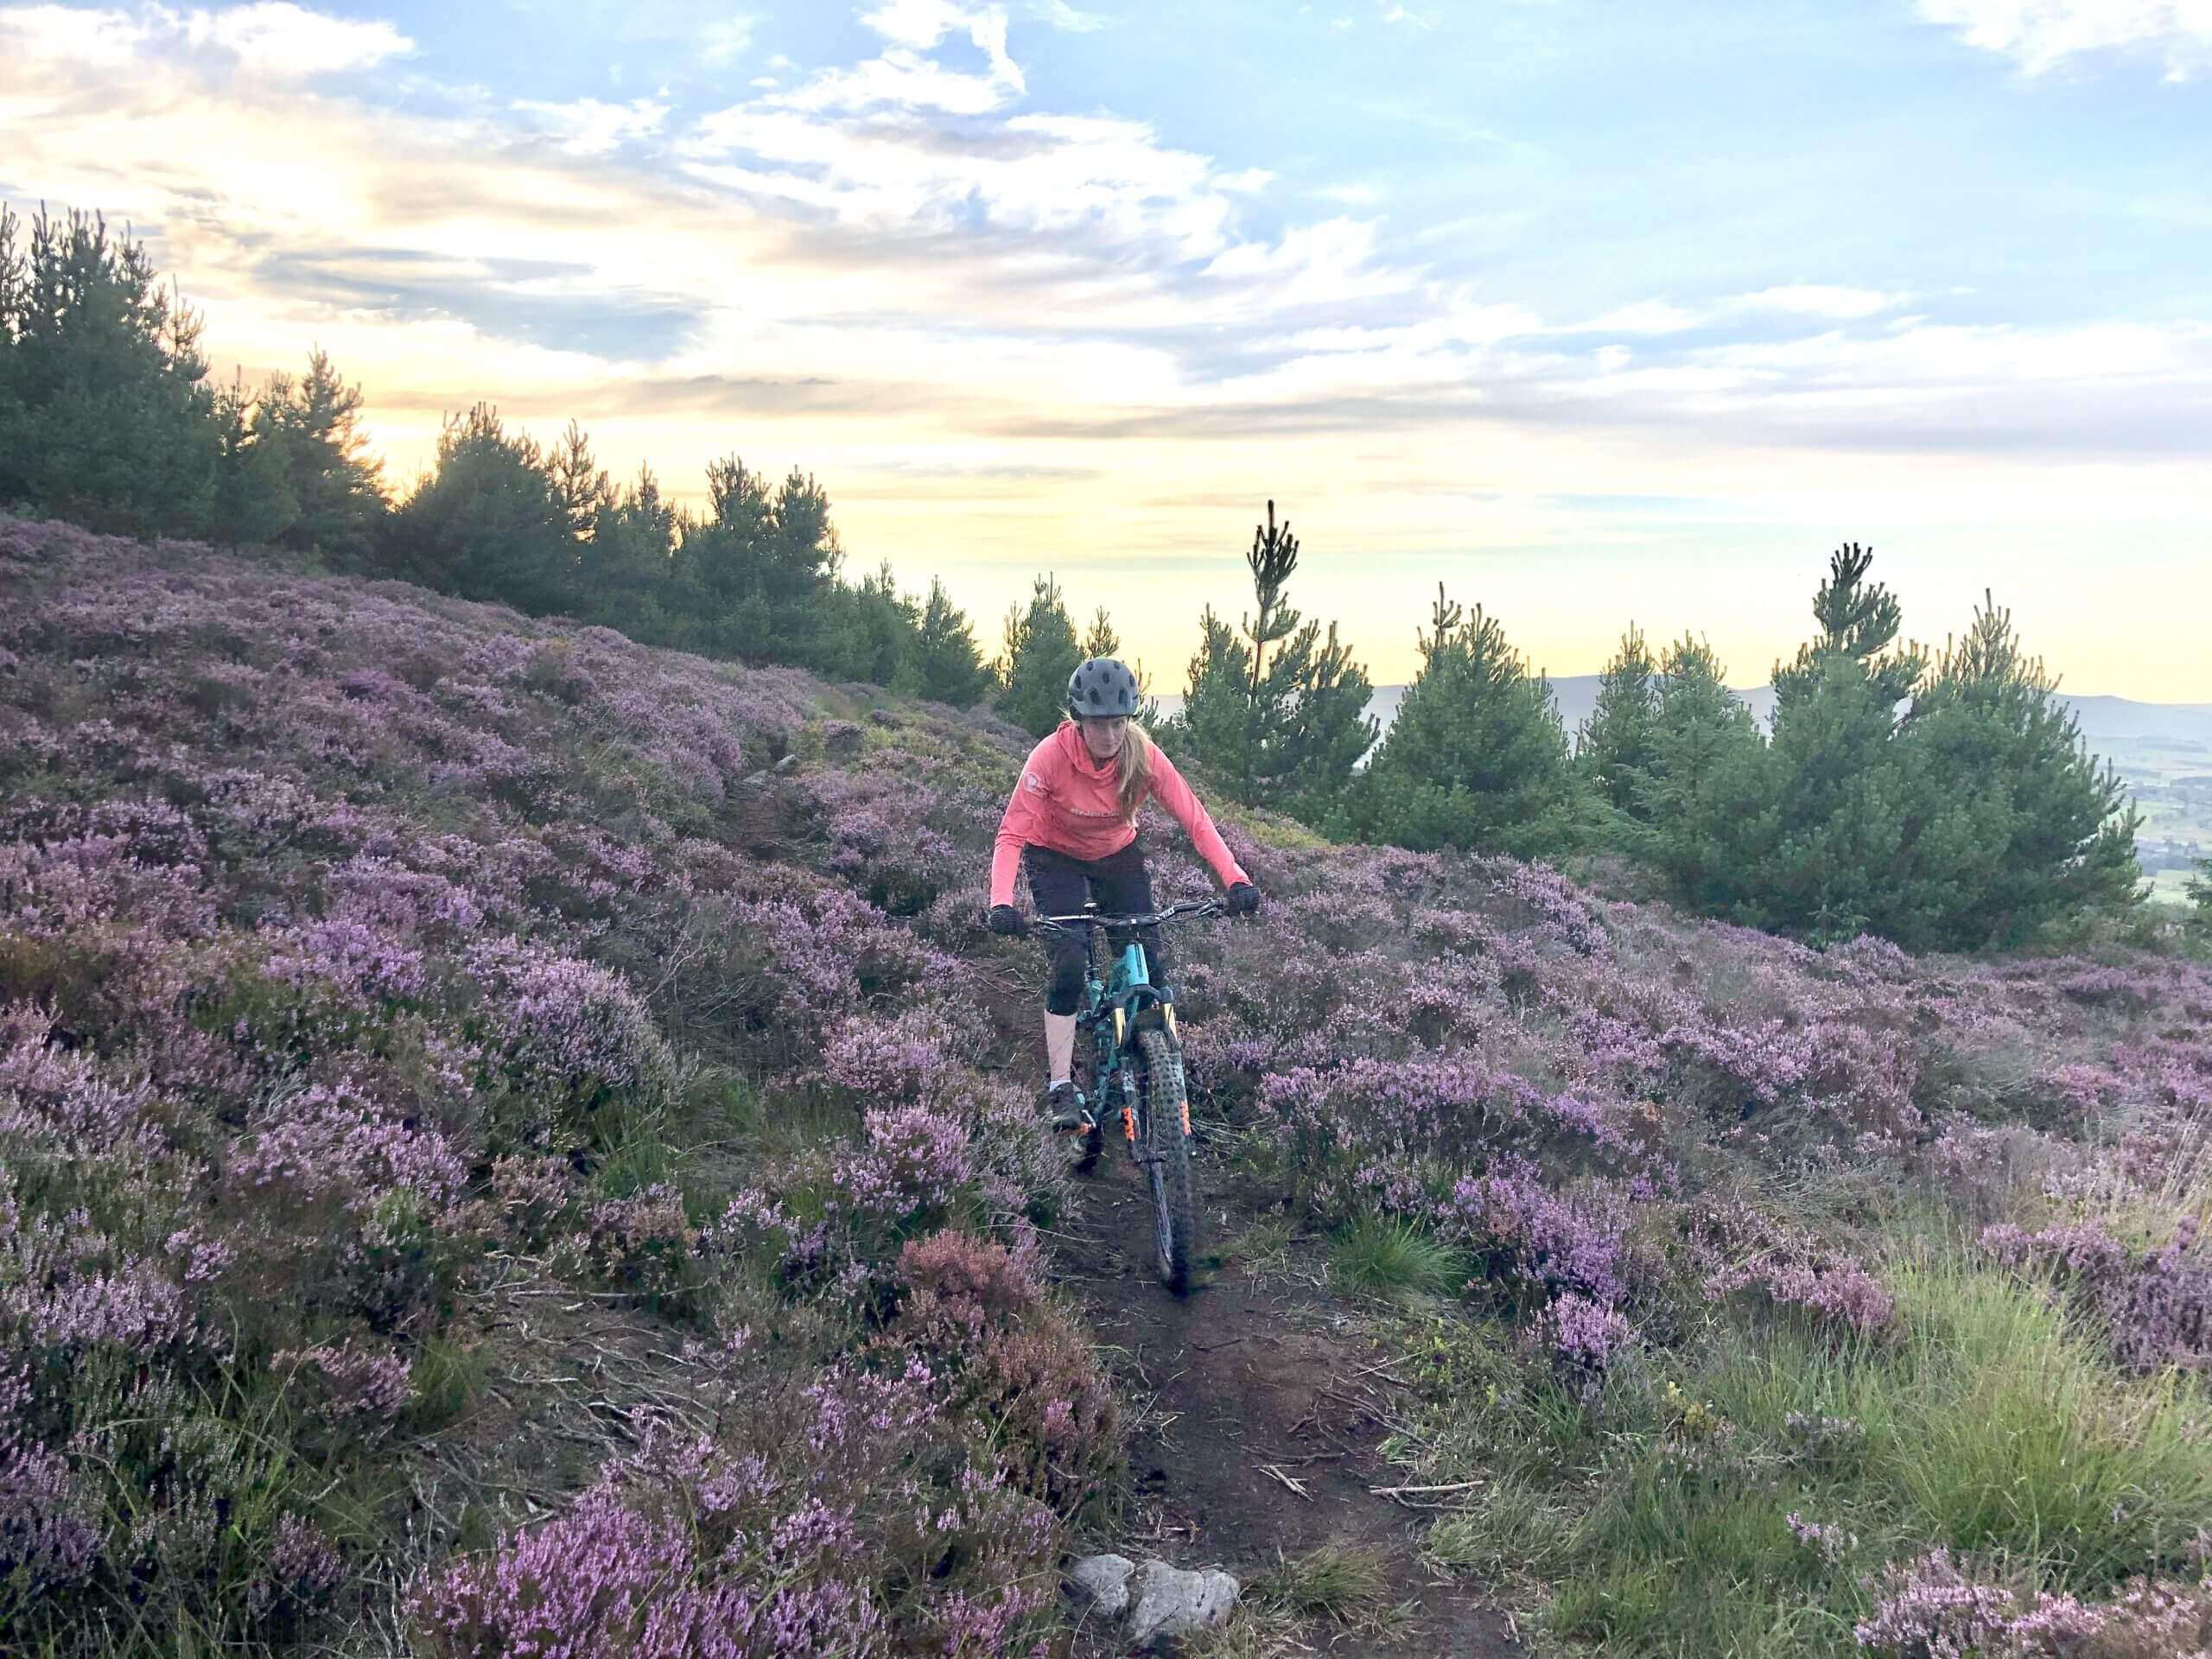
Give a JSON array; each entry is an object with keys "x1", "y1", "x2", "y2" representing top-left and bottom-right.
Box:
[
  {"x1": 1535, "y1": 1246, "x2": 2212, "y2": 1655},
  {"x1": 1330, "y1": 1216, "x2": 1469, "y2": 1300},
  {"x1": 1253, "y1": 1540, "x2": 1396, "y2": 1622}
]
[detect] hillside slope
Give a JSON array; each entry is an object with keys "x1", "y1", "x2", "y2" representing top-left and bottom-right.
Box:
[{"x1": 4, "y1": 516, "x2": 2210, "y2": 1658}]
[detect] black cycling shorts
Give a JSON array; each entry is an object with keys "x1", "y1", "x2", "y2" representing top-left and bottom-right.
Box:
[{"x1": 1022, "y1": 837, "x2": 1166, "y2": 1015}]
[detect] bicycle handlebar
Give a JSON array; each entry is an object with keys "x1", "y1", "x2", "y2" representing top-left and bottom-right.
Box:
[{"x1": 1030, "y1": 898, "x2": 1226, "y2": 936}]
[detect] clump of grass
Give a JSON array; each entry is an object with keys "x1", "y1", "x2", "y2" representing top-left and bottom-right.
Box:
[
  {"x1": 1253, "y1": 1540, "x2": 1396, "y2": 1623},
  {"x1": 1222, "y1": 1211, "x2": 1295, "y2": 1277},
  {"x1": 1178, "y1": 1603, "x2": 1304, "y2": 1659},
  {"x1": 588, "y1": 1111, "x2": 675, "y2": 1199},
  {"x1": 1389, "y1": 1244, "x2": 2212, "y2": 1657},
  {"x1": 1426, "y1": 1473, "x2": 1577, "y2": 1580},
  {"x1": 409, "y1": 1333, "x2": 489, "y2": 1431},
  {"x1": 1330, "y1": 1216, "x2": 1468, "y2": 1300}
]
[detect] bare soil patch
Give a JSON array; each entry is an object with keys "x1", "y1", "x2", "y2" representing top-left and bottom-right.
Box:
[{"x1": 1055, "y1": 1151, "x2": 1524, "y2": 1657}]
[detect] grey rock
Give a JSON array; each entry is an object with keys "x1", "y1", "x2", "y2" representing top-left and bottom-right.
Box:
[
  {"x1": 772, "y1": 753, "x2": 799, "y2": 775},
  {"x1": 1065, "y1": 1553, "x2": 1136, "y2": 1619},
  {"x1": 1126, "y1": 1560, "x2": 1239, "y2": 1649},
  {"x1": 737, "y1": 771, "x2": 769, "y2": 789}
]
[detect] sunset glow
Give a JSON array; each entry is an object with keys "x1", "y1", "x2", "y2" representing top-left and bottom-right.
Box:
[{"x1": 5, "y1": 0, "x2": 2209, "y2": 696}]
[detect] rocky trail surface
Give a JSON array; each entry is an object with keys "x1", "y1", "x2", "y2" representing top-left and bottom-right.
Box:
[{"x1": 1052, "y1": 1143, "x2": 1526, "y2": 1656}]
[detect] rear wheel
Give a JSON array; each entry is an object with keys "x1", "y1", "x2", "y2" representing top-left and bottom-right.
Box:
[{"x1": 1136, "y1": 1027, "x2": 1197, "y2": 1294}]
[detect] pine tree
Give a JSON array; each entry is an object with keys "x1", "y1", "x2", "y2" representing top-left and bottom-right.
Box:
[
  {"x1": 1638, "y1": 633, "x2": 1764, "y2": 909},
  {"x1": 385, "y1": 404, "x2": 576, "y2": 613},
  {"x1": 1357, "y1": 584, "x2": 1579, "y2": 857},
  {"x1": 672, "y1": 458, "x2": 848, "y2": 669},
  {"x1": 1722, "y1": 543, "x2": 1928, "y2": 940},
  {"x1": 1083, "y1": 607, "x2": 1120, "y2": 660},
  {"x1": 996, "y1": 574, "x2": 1084, "y2": 737},
  {"x1": 905, "y1": 579, "x2": 992, "y2": 708},
  {"x1": 271, "y1": 348, "x2": 386, "y2": 563},
  {"x1": 210, "y1": 371, "x2": 298, "y2": 546},
  {"x1": 1578, "y1": 624, "x2": 1660, "y2": 814},
  {"x1": 0, "y1": 206, "x2": 219, "y2": 535},
  {"x1": 579, "y1": 462, "x2": 682, "y2": 640},
  {"x1": 1888, "y1": 590, "x2": 2141, "y2": 949},
  {"x1": 1171, "y1": 501, "x2": 1376, "y2": 816},
  {"x1": 547, "y1": 420, "x2": 613, "y2": 543},
  {"x1": 831, "y1": 560, "x2": 915, "y2": 685}
]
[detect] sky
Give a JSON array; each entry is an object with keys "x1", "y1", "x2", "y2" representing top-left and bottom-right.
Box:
[{"x1": 3, "y1": 0, "x2": 2210, "y2": 697}]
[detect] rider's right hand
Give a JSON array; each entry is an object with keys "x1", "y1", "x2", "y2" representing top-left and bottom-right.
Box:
[{"x1": 988, "y1": 904, "x2": 1027, "y2": 938}]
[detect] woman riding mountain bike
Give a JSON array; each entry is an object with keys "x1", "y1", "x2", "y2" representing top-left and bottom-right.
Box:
[{"x1": 988, "y1": 657, "x2": 1261, "y2": 1129}]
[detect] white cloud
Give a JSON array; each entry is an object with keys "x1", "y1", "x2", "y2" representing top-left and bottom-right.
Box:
[
  {"x1": 0, "y1": 3, "x2": 155, "y2": 66},
  {"x1": 1571, "y1": 300, "x2": 1704, "y2": 335},
  {"x1": 1033, "y1": 0, "x2": 1107, "y2": 29},
  {"x1": 681, "y1": 105, "x2": 1244, "y2": 269},
  {"x1": 1920, "y1": 0, "x2": 2212, "y2": 79},
  {"x1": 1732, "y1": 285, "x2": 1907, "y2": 321},
  {"x1": 184, "y1": 2, "x2": 410, "y2": 74},
  {"x1": 511, "y1": 97, "x2": 668, "y2": 157},
  {"x1": 1199, "y1": 217, "x2": 1413, "y2": 308},
  {"x1": 0, "y1": 3, "x2": 411, "y2": 77},
  {"x1": 1378, "y1": 3, "x2": 1436, "y2": 27},
  {"x1": 702, "y1": 14, "x2": 754, "y2": 65},
  {"x1": 774, "y1": 1, "x2": 1023, "y2": 112},
  {"x1": 861, "y1": 0, "x2": 1018, "y2": 72},
  {"x1": 1216, "y1": 167, "x2": 1274, "y2": 193},
  {"x1": 1313, "y1": 181, "x2": 1381, "y2": 205}
]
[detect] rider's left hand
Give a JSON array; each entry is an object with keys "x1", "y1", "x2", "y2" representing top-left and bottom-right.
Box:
[{"x1": 1226, "y1": 881, "x2": 1261, "y2": 917}]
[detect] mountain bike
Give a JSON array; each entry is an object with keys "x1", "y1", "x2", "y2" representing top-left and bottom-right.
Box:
[{"x1": 1033, "y1": 899, "x2": 1221, "y2": 1295}]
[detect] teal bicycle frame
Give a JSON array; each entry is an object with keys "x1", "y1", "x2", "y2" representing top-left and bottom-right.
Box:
[
  {"x1": 1039, "y1": 899, "x2": 1210, "y2": 1135},
  {"x1": 1034, "y1": 899, "x2": 1220, "y2": 1292}
]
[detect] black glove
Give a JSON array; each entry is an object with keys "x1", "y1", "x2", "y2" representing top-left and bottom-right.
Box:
[
  {"x1": 988, "y1": 904, "x2": 1027, "y2": 938},
  {"x1": 1226, "y1": 882, "x2": 1261, "y2": 917}
]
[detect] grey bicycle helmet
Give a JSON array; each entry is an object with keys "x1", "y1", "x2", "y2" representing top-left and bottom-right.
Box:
[{"x1": 1066, "y1": 657, "x2": 1141, "y2": 718}]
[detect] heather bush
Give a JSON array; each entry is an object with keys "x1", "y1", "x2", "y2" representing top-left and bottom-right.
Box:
[
  {"x1": 468, "y1": 936, "x2": 677, "y2": 1147},
  {"x1": 563, "y1": 1185, "x2": 706, "y2": 1315},
  {"x1": 417, "y1": 1214, "x2": 1101, "y2": 1657},
  {"x1": 0, "y1": 519, "x2": 1132, "y2": 1655},
  {"x1": 1855, "y1": 1550, "x2": 2212, "y2": 1658},
  {"x1": 1982, "y1": 1217, "x2": 2212, "y2": 1373}
]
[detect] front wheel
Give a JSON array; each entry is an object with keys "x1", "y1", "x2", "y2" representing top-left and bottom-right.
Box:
[{"x1": 1135, "y1": 1027, "x2": 1198, "y2": 1294}]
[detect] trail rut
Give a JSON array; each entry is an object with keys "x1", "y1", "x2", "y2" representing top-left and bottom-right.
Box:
[{"x1": 1052, "y1": 1146, "x2": 1525, "y2": 1657}]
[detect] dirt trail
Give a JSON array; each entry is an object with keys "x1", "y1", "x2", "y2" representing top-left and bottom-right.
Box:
[{"x1": 1053, "y1": 1147, "x2": 1524, "y2": 1657}]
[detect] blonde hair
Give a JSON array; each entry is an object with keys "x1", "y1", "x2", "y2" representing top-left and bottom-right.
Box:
[{"x1": 1116, "y1": 721, "x2": 1154, "y2": 818}]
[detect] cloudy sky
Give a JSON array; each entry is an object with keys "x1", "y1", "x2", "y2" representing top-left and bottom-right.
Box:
[{"x1": 4, "y1": 0, "x2": 2209, "y2": 696}]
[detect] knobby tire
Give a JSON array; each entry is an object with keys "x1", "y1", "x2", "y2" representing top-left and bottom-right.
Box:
[{"x1": 1136, "y1": 1027, "x2": 1197, "y2": 1294}]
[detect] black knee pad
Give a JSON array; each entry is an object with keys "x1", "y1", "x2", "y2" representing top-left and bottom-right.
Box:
[{"x1": 1046, "y1": 941, "x2": 1085, "y2": 1015}]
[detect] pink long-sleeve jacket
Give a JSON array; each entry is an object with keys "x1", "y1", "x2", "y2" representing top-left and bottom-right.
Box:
[{"x1": 989, "y1": 721, "x2": 1249, "y2": 908}]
